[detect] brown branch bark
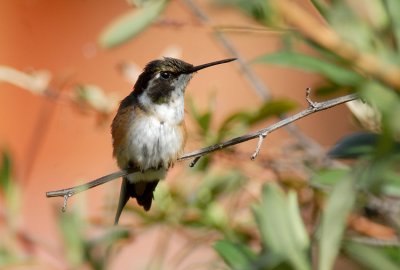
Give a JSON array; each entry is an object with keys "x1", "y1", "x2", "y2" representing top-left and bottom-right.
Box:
[
  {"x1": 46, "y1": 93, "x2": 358, "y2": 206},
  {"x1": 178, "y1": 93, "x2": 357, "y2": 160}
]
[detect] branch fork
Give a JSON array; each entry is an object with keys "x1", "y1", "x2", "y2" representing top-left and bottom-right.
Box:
[
  {"x1": 251, "y1": 133, "x2": 268, "y2": 160},
  {"x1": 306, "y1": 87, "x2": 317, "y2": 109},
  {"x1": 62, "y1": 193, "x2": 72, "y2": 212}
]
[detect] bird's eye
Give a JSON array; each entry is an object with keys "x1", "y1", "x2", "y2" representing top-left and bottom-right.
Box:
[{"x1": 160, "y1": 71, "x2": 171, "y2": 79}]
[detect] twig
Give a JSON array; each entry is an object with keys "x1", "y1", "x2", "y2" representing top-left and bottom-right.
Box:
[
  {"x1": 184, "y1": 0, "x2": 333, "y2": 166},
  {"x1": 251, "y1": 133, "x2": 268, "y2": 160},
  {"x1": 305, "y1": 87, "x2": 317, "y2": 109},
  {"x1": 46, "y1": 93, "x2": 358, "y2": 206},
  {"x1": 62, "y1": 193, "x2": 72, "y2": 212},
  {"x1": 46, "y1": 169, "x2": 133, "y2": 198},
  {"x1": 180, "y1": 93, "x2": 358, "y2": 161},
  {"x1": 189, "y1": 156, "x2": 201, "y2": 167}
]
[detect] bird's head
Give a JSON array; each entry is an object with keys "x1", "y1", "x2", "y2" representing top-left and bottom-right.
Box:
[{"x1": 133, "y1": 57, "x2": 236, "y2": 105}]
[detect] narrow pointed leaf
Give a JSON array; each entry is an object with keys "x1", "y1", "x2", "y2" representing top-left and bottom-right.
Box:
[
  {"x1": 328, "y1": 132, "x2": 383, "y2": 159},
  {"x1": 344, "y1": 242, "x2": 400, "y2": 270},
  {"x1": 99, "y1": 0, "x2": 167, "y2": 48},
  {"x1": 311, "y1": 168, "x2": 350, "y2": 187},
  {"x1": 0, "y1": 152, "x2": 11, "y2": 192},
  {"x1": 255, "y1": 52, "x2": 363, "y2": 85},
  {"x1": 217, "y1": 99, "x2": 296, "y2": 141},
  {"x1": 254, "y1": 184, "x2": 311, "y2": 270},
  {"x1": 386, "y1": 0, "x2": 400, "y2": 50},
  {"x1": 214, "y1": 240, "x2": 256, "y2": 270},
  {"x1": 318, "y1": 176, "x2": 356, "y2": 270},
  {"x1": 59, "y1": 212, "x2": 85, "y2": 266}
]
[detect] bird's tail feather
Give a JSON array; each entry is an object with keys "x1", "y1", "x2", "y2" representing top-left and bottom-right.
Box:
[
  {"x1": 114, "y1": 177, "x2": 159, "y2": 225},
  {"x1": 135, "y1": 180, "x2": 159, "y2": 211}
]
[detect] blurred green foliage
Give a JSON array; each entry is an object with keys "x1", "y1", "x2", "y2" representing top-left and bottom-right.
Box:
[
  {"x1": 211, "y1": 0, "x2": 400, "y2": 269},
  {"x1": 0, "y1": 152, "x2": 20, "y2": 267},
  {"x1": 0, "y1": 152, "x2": 131, "y2": 269},
  {"x1": 99, "y1": 0, "x2": 167, "y2": 48},
  {"x1": 253, "y1": 184, "x2": 310, "y2": 270},
  {"x1": 254, "y1": 52, "x2": 363, "y2": 86},
  {"x1": 187, "y1": 96, "x2": 296, "y2": 169},
  {"x1": 59, "y1": 211, "x2": 131, "y2": 270},
  {"x1": 3, "y1": 0, "x2": 400, "y2": 269}
]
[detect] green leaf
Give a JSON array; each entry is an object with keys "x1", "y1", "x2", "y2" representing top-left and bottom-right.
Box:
[
  {"x1": 310, "y1": 0, "x2": 329, "y2": 17},
  {"x1": 0, "y1": 152, "x2": 11, "y2": 192},
  {"x1": 249, "y1": 99, "x2": 297, "y2": 125},
  {"x1": 253, "y1": 184, "x2": 310, "y2": 270},
  {"x1": 203, "y1": 202, "x2": 228, "y2": 229},
  {"x1": 386, "y1": 0, "x2": 400, "y2": 50},
  {"x1": 197, "y1": 112, "x2": 212, "y2": 134},
  {"x1": 361, "y1": 82, "x2": 400, "y2": 136},
  {"x1": 0, "y1": 247, "x2": 21, "y2": 267},
  {"x1": 192, "y1": 155, "x2": 211, "y2": 171},
  {"x1": 344, "y1": 242, "x2": 400, "y2": 270},
  {"x1": 314, "y1": 83, "x2": 343, "y2": 96},
  {"x1": 195, "y1": 171, "x2": 244, "y2": 208},
  {"x1": 318, "y1": 176, "x2": 356, "y2": 270},
  {"x1": 87, "y1": 228, "x2": 130, "y2": 247},
  {"x1": 302, "y1": 38, "x2": 347, "y2": 67},
  {"x1": 329, "y1": 132, "x2": 400, "y2": 159},
  {"x1": 217, "y1": 99, "x2": 296, "y2": 141},
  {"x1": 222, "y1": 99, "x2": 296, "y2": 128},
  {"x1": 59, "y1": 212, "x2": 85, "y2": 266},
  {"x1": 0, "y1": 152, "x2": 20, "y2": 219},
  {"x1": 214, "y1": 240, "x2": 256, "y2": 270},
  {"x1": 381, "y1": 168, "x2": 400, "y2": 197},
  {"x1": 216, "y1": 0, "x2": 276, "y2": 26},
  {"x1": 255, "y1": 52, "x2": 363, "y2": 85},
  {"x1": 187, "y1": 96, "x2": 215, "y2": 136},
  {"x1": 311, "y1": 168, "x2": 350, "y2": 187},
  {"x1": 99, "y1": 0, "x2": 167, "y2": 48},
  {"x1": 328, "y1": 132, "x2": 379, "y2": 159}
]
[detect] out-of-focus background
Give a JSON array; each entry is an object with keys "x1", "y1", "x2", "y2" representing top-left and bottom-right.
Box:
[{"x1": 1, "y1": 0, "x2": 400, "y2": 269}]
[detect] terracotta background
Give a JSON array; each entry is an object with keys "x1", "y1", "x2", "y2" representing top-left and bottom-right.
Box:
[{"x1": 0, "y1": 0, "x2": 354, "y2": 269}]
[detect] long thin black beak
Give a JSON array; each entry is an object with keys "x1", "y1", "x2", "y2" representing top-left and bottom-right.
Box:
[{"x1": 186, "y1": 58, "x2": 236, "y2": 73}]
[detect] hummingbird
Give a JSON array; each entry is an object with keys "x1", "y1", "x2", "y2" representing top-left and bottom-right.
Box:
[{"x1": 111, "y1": 57, "x2": 236, "y2": 224}]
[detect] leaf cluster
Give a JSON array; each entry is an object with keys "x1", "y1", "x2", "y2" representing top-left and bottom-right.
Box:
[{"x1": 211, "y1": 1, "x2": 400, "y2": 269}]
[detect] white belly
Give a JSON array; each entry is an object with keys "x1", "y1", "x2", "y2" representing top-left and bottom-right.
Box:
[{"x1": 125, "y1": 114, "x2": 183, "y2": 183}]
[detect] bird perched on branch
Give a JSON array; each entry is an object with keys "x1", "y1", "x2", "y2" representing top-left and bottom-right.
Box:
[{"x1": 111, "y1": 57, "x2": 236, "y2": 224}]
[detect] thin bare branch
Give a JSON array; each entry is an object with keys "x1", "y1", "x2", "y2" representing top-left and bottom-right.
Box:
[
  {"x1": 46, "y1": 169, "x2": 133, "y2": 198},
  {"x1": 189, "y1": 156, "x2": 202, "y2": 167},
  {"x1": 305, "y1": 87, "x2": 317, "y2": 108},
  {"x1": 251, "y1": 133, "x2": 268, "y2": 160},
  {"x1": 46, "y1": 93, "x2": 358, "y2": 205},
  {"x1": 62, "y1": 194, "x2": 71, "y2": 212},
  {"x1": 184, "y1": 0, "x2": 333, "y2": 166},
  {"x1": 179, "y1": 93, "x2": 358, "y2": 161}
]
